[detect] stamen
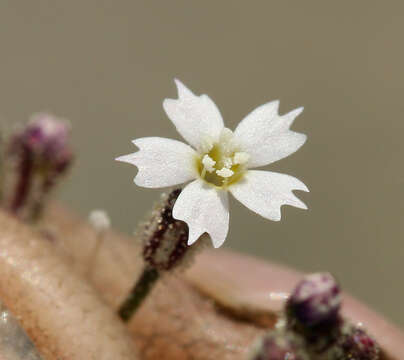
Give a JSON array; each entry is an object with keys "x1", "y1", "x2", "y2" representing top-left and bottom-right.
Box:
[
  {"x1": 216, "y1": 167, "x2": 234, "y2": 178},
  {"x1": 197, "y1": 128, "x2": 248, "y2": 188},
  {"x1": 222, "y1": 157, "x2": 233, "y2": 168},
  {"x1": 202, "y1": 155, "x2": 216, "y2": 173}
]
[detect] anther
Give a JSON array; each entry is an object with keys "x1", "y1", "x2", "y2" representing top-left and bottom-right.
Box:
[
  {"x1": 216, "y1": 167, "x2": 234, "y2": 178},
  {"x1": 202, "y1": 154, "x2": 216, "y2": 173}
]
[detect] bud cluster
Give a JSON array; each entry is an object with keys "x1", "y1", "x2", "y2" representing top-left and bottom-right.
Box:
[
  {"x1": 5, "y1": 113, "x2": 73, "y2": 220},
  {"x1": 286, "y1": 272, "x2": 342, "y2": 352},
  {"x1": 250, "y1": 273, "x2": 380, "y2": 360}
]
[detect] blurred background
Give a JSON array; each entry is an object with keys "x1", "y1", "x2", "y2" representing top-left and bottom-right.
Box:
[{"x1": 0, "y1": 1, "x2": 403, "y2": 326}]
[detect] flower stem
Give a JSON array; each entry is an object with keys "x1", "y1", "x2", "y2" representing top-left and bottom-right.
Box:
[
  {"x1": 118, "y1": 265, "x2": 159, "y2": 322},
  {"x1": 29, "y1": 173, "x2": 54, "y2": 222},
  {"x1": 10, "y1": 148, "x2": 34, "y2": 214}
]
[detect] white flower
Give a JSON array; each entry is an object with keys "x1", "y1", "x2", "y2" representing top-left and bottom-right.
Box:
[{"x1": 116, "y1": 79, "x2": 309, "y2": 248}]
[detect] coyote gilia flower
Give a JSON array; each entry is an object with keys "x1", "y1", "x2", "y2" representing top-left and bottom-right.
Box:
[{"x1": 116, "y1": 80, "x2": 309, "y2": 248}]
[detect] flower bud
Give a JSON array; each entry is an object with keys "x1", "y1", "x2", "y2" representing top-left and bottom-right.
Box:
[
  {"x1": 286, "y1": 273, "x2": 342, "y2": 353},
  {"x1": 142, "y1": 188, "x2": 197, "y2": 271},
  {"x1": 250, "y1": 331, "x2": 308, "y2": 360},
  {"x1": 16, "y1": 113, "x2": 72, "y2": 171},
  {"x1": 287, "y1": 273, "x2": 341, "y2": 328},
  {"x1": 330, "y1": 325, "x2": 379, "y2": 360},
  {"x1": 7, "y1": 113, "x2": 73, "y2": 220}
]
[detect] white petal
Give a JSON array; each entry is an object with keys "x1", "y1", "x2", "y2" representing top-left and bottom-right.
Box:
[
  {"x1": 115, "y1": 137, "x2": 197, "y2": 188},
  {"x1": 234, "y1": 101, "x2": 306, "y2": 168},
  {"x1": 172, "y1": 179, "x2": 229, "y2": 248},
  {"x1": 163, "y1": 79, "x2": 224, "y2": 150},
  {"x1": 230, "y1": 170, "x2": 308, "y2": 221}
]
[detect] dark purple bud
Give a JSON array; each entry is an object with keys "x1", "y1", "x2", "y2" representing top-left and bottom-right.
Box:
[
  {"x1": 287, "y1": 273, "x2": 341, "y2": 328},
  {"x1": 251, "y1": 331, "x2": 308, "y2": 360},
  {"x1": 142, "y1": 188, "x2": 194, "y2": 271},
  {"x1": 331, "y1": 326, "x2": 379, "y2": 360}
]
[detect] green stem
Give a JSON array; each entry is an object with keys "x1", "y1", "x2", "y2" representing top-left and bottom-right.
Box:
[{"x1": 118, "y1": 266, "x2": 159, "y2": 322}]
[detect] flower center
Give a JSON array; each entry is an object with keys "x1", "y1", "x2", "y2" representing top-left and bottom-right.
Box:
[{"x1": 196, "y1": 128, "x2": 249, "y2": 188}]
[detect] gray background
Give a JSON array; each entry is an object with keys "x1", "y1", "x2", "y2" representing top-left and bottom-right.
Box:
[{"x1": 0, "y1": 1, "x2": 403, "y2": 327}]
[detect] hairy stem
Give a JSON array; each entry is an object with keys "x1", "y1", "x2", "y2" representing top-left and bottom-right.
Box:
[{"x1": 118, "y1": 265, "x2": 159, "y2": 322}]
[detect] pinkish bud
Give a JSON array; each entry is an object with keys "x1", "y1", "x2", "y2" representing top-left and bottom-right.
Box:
[
  {"x1": 287, "y1": 273, "x2": 341, "y2": 328},
  {"x1": 7, "y1": 113, "x2": 73, "y2": 220},
  {"x1": 21, "y1": 113, "x2": 72, "y2": 170}
]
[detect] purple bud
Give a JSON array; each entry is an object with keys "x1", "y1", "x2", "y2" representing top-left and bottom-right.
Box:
[
  {"x1": 22, "y1": 113, "x2": 72, "y2": 170},
  {"x1": 287, "y1": 273, "x2": 341, "y2": 328},
  {"x1": 332, "y1": 326, "x2": 379, "y2": 360},
  {"x1": 7, "y1": 113, "x2": 73, "y2": 220},
  {"x1": 251, "y1": 332, "x2": 308, "y2": 360}
]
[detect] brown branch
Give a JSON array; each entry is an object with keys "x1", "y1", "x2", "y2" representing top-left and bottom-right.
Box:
[{"x1": 0, "y1": 210, "x2": 138, "y2": 360}]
